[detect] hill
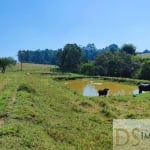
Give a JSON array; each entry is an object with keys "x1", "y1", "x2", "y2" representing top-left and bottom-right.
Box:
[{"x1": 0, "y1": 63, "x2": 150, "y2": 150}]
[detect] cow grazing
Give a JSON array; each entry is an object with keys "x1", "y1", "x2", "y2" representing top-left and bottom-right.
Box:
[
  {"x1": 138, "y1": 84, "x2": 150, "y2": 94},
  {"x1": 98, "y1": 88, "x2": 109, "y2": 96}
]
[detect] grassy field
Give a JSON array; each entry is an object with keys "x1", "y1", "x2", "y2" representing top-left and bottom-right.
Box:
[
  {"x1": 137, "y1": 53, "x2": 150, "y2": 59},
  {"x1": 0, "y1": 63, "x2": 150, "y2": 150}
]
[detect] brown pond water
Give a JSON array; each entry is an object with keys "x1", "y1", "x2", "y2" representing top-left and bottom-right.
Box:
[{"x1": 63, "y1": 79, "x2": 138, "y2": 96}]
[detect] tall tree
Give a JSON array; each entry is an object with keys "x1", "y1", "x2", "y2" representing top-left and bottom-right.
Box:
[
  {"x1": 59, "y1": 44, "x2": 82, "y2": 72},
  {"x1": 82, "y1": 43, "x2": 99, "y2": 60},
  {"x1": 121, "y1": 44, "x2": 136, "y2": 55}
]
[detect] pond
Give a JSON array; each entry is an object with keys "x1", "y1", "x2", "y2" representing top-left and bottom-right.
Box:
[{"x1": 63, "y1": 78, "x2": 138, "y2": 96}]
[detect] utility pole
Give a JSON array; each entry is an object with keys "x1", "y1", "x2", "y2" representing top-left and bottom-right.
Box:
[
  {"x1": 19, "y1": 51, "x2": 24, "y2": 71},
  {"x1": 20, "y1": 55, "x2": 23, "y2": 71}
]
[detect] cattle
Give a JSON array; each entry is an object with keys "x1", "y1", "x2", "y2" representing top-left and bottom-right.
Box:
[
  {"x1": 98, "y1": 88, "x2": 109, "y2": 96},
  {"x1": 138, "y1": 84, "x2": 150, "y2": 94}
]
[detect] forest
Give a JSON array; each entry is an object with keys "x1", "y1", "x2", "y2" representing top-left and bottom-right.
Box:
[{"x1": 17, "y1": 43, "x2": 150, "y2": 80}]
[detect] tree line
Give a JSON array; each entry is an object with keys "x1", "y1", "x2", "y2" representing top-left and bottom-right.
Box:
[
  {"x1": 17, "y1": 43, "x2": 121, "y2": 65},
  {"x1": 18, "y1": 49, "x2": 58, "y2": 65},
  {"x1": 17, "y1": 43, "x2": 150, "y2": 80},
  {"x1": 57, "y1": 43, "x2": 149, "y2": 80},
  {"x1": 57, "y1": 43, "x2": 138, "y2": 77}
]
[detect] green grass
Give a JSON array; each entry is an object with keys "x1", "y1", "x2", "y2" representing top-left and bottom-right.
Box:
[
  {"x1": 0, "y1": 63, "x2": 150, "y2": 150},
  {"x1": 138, "y1": 53, "x2": 150, "y2": 59}
]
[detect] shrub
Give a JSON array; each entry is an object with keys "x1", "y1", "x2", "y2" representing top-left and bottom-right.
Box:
[{"x1": 80, "y1": 63, "x2": 95, "y2": 75}]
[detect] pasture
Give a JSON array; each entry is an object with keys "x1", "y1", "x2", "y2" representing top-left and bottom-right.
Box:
[
  {"x1": 0, "y1": 63, "x2": 150, "y2": 150},
  {"x1": 138, "y1": 53, "x2": 150, "y2": 59}
]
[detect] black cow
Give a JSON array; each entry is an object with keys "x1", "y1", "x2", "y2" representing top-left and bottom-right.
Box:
[
  {"x1": 98, "y1": 88, "x2": 109, "y2": 96},
  {"x1": 138, "y1": 84, "x2": 150, "y2": 94}
]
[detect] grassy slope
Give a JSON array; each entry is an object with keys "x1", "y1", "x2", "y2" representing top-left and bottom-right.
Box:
[{"x1": 0, "y1": 64, "x2": 150, "y2": 150}]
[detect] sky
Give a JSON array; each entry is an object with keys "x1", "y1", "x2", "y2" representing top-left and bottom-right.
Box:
[{"x1": 0, "y1": 0, "x2": 150, "y2": 58}]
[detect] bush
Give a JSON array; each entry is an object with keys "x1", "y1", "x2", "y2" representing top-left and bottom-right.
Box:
[{"x1": 80, "y1": 63, "x2": 95, "y2": 75}]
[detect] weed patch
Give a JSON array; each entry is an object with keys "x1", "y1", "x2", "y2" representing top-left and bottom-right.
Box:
[{"x1": 17, "y1": 84, "x2": 36, "y2": 93}]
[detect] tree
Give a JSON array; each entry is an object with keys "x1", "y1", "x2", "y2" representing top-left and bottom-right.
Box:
[
  {"x1": 108, "y1": 44, "x2": 119, "y2": 52},
  {"x1": 0, "y1": 57, "x2": 16, "y2": 73},
  {"x1": 82, "y1": 43, "x2": 99, "y2": 60},
  {"x1": 120, "y1": 44, "x2": 136, "y2": 55},
  {"x1": 59, "y1": 44, "x2": 82, "y2": 72},
  {"x1": 139, "y1": 60, "x2": 150, "y2": 80},
  {"x1": 94, "y1": 51, "x2": 140, "y2": 77}
]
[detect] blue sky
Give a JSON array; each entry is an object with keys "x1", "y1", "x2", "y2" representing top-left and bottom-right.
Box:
[{"x1": 0, "y1": 0, "x2": 150, "y2": 58}]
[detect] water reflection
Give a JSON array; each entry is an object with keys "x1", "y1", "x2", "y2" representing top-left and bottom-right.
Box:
[
  {"x1": 133, "y1": 89, "x2": 145, "y2": 95},
  {"x1": 133, "y1": 89, "x2": 139, "y2": 95},
  {"x1": 83, "y1": 84, "x2": 99, "y2": 96}
]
